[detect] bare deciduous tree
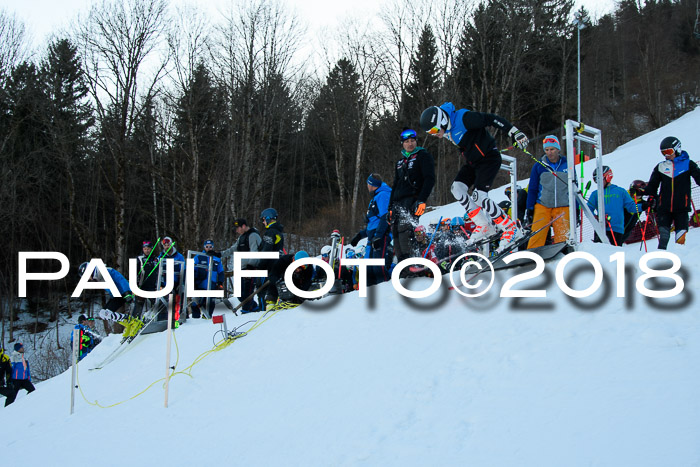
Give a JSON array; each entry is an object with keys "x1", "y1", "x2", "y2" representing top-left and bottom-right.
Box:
[{"x1": 75, "y1": 0, "x2": 170, "y2": 269}]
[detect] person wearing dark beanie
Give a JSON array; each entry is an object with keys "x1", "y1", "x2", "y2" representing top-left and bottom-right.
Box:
[{"x1": 348, "y1": 173, "x2": 393, "y2": 286}]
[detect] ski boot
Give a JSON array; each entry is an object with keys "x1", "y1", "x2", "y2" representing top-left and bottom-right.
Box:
[
  {"x1": 493, "y1": 214, "x2": 523, "y2": 254},
  {"x1": 464, "y1": 207, "x2": 496, "y2": 247}
]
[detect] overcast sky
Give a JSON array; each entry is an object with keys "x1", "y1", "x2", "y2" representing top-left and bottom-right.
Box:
[{"x1": 7, "y1": 0, "x2": 617, "y2": 52}]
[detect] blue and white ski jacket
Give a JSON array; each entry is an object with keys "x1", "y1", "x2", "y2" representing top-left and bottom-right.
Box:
[
  {"x1": 194, "y1": 252, "x2": 224, "y2": 289},
  {"x1": 438, "y1": 102, "x2": 515, "y2": 163},
  {"x1": 105, "y1": 267, "x2": 132, "y2": 299},
  {"x1": 11, "y1": 350, "x2": 31, "y2": 381}
]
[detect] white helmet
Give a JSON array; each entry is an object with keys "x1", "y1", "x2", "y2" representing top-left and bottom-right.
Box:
[{"x1": 321, "y1": 245, "x2": 332, "y2": 255}]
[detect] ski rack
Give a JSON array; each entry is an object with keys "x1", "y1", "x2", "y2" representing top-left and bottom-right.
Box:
[
  {"x1": 500, "y1": 154, "x2": 519, "y2": 223},
  {"x1": 565, "y1": 120, "x2": 610, "y2": 244}
]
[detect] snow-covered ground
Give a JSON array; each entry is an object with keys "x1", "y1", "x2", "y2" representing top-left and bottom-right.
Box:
[{"x1": 3, "y1": 108, "x2": 700, "y2": 466}]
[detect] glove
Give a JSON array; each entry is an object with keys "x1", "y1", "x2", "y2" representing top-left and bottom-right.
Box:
[
  {"x1": 123, "y1": 293, "x2": 134, "y2": 303},
  {"x1": 524, "y1": 209, "x2": 535, "y2": 226},
  {"x1": 648, "y1": 196, "x2": 657, "y2": 211},
  {"x1": 371, "y1": 237, "x2": 384, "y2": 250},
  {"x1": 412, "y1": 201, "x2": 426, "y2": 216},
  {"x1": 508, "y1": 126, "x2": 529, "y2": 150},
  {"x1": 350, "y1": 232, "x2": 363, "y2": 247}
]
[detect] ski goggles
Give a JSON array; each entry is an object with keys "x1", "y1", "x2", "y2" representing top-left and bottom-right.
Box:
[
  {"x1": 543, "y1": 137, "x2": 559, "y2": 145},
  {"x1": 427, "y1": 126, "x2": 441, "y2": 135},
  {"x1": 661, "y1": 148, "x2": 675, "y2": 156},
  {"x1": 400, "y1": 129, "x2": 417, "y2": 141}
]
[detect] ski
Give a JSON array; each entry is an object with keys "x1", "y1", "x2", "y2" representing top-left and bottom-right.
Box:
[
  {"x1": 450, "y1": 213, "x2": 566, "y2": 291},
  {"x1": 266, "y1": 300, "x2": 302, "y2": 311},
  {"x1": 223, "y1": 280, "x2": 271, "y2": 316},
  {"x1": 329, "y1": 230, "x2": 341, "y2": 271},
  {"x1": 89, "y1": 306, "x2": 162, "y2": 370},
  {"x1": 404, "y1": 219, "x2": 538, "y2": 277}
]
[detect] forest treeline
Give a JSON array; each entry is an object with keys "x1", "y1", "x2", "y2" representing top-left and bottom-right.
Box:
[{"x1": 1, "y1": 0, "x2": 699, "y2": 325}]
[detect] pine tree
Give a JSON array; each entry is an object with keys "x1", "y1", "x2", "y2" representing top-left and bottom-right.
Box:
[
  {"x1": 172, "y1": 62, "x2": 227, "y2": 245},
  {"x1": 401, "y1": 24, "x2": 440, "y2": 126},
  {"x1": 306, "y1": 58, "x2": 363, "y2": 209}
]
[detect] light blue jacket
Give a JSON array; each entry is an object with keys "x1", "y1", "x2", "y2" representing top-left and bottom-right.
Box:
[{"x1": 587, "y1": 184, "x2": 641, "y2": 233}]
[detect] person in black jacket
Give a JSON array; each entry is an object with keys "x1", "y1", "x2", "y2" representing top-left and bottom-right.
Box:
[
  {"x1": 504, "y1": 185, "x2": 527, "y2": 224},
  {"x1": 221, "y1": 218, "x2": 264, "y2": 313},
  {"x1": 266, "y1": 252, "x2": 315, "y2": 305},
  {"x1": 132, "y1": 240, "x2": 159, "y2": 319},
  {"x1": 644, "y1": 136, "x2": 700, "y2": 250},
  {"x1": 420, "y1": 102, "x2": 528, "y2": 252},
  {"x1": 390, "y1": 128, "x2": 436, "y2": 261},
  {"x1": 259, "y1": 208, "x2": 286, "y2": 306},
  {"x1": 0, "y1": 347, "x2": 13, "y2": 406}
]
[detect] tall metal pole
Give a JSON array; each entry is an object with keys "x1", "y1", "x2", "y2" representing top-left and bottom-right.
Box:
[{"x1": 577, "y1": 15, "x2": 582, "y2": 123}]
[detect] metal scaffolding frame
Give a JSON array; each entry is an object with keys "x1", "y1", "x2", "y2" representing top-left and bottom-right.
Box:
[{"x1": 565, "y1": 120, "x2": 610, "y2": 245}]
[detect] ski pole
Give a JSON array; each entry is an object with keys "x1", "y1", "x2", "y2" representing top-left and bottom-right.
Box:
[
  {"x1": 229, "y1": 280, "x2": 270, "y2": 316},
  {"x1": 605, "y1": 216, "x2": 618, "y2": 246},
  {"x1": 423, "y1": 217, "x2": 442, "y2": 258},
  {"x1": 691, "y1": 198, "x2": 700, "y2": 226},
  {"x1": 148, "y1": 241, "x2": 175, "y2": 278},
  {"x1": 523, "y1": 148, "x2": 573, "y2": 189},
  {"x1": 582, "y1": 180, "x2": 592, "y2": 199},
  {"x1": 139, "y1": 236, "x2": 161, "y2": 275},
  {"x1": 338, "y1": 238, "x2": 344, "y2": 280},
  {"x1": 633, "y1": 194, "x2": 647, "y2": 251},
  {"x1": 640, "y1": 201, "x2": 652, "y2": 252}
]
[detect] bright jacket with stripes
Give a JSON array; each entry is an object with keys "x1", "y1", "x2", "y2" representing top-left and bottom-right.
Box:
[
  {"x1": 10, "y1": 350, "x2": 31, "y2": 381},
  {"x1": 644, "y1": 151, "x2": 700, "y2": 213}
]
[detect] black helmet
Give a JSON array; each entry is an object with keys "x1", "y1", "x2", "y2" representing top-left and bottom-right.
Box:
[
  {"x1": 419, "y1": 106, "x2": 450, "y2": 134},
  {"x1": 593, "y1": 166, "x2": 613, "y2": 185},
  {"x1": 260, "y1": 208, "x2": 278, "y2": 223},
  {"x1": 629, "y1": 179, "x2": 647, "y2": 195},
  {"x1": 660, "y1": 136, "x2": 681, "y2": 157}
]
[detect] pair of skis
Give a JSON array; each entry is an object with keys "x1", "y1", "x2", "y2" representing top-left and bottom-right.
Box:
[
  {"x1": 449, "y1": 213, "x2": 566, "y2": 291},
  {"x1": 90, "y1": 305, "x2": 162, "y2": 370}
]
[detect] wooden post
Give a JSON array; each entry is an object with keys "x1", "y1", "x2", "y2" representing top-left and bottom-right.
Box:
[
  {"x1": 164, "y1": 295, "x2": 173, "y2": 408},
  {"x1": 70, "y1": 326, "x2": 80, "y2": 415}
]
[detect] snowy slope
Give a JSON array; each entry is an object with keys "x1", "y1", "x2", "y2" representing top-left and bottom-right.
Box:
[{"x1": 3, "y1": 108, "x2": 700, "y2": 467}]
